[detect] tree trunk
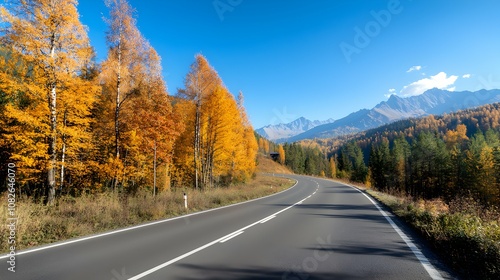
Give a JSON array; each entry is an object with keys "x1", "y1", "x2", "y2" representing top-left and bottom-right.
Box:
[
  {"x1": 153, "y1": 141, "x2": 157, "y2": 196},
  {"x1": 47, "y1": 83, "x2": 57, "y2": 205},
  {"x1": 60, "y1": 110, "x2": 67, "y2": 193},
  {"x1": 194, "y1": 100, "x2": 201, "y2": 190},
  {"x1": 164, "y1": 162, "x2": 171, "y2": 191},
  {"x1": 46, "y1": 35, "x2": 57, "y2": 205},
  {"x1": 113, "y1": 35, "x2": 122, "y2": 191}
]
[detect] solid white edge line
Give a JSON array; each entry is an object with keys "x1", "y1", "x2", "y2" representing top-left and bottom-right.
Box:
[
  {"x1": 219, "y1": 231, "x2": 244, "y2": 243},
  {"x1": 347, "y1": 185, "x2": 444, "y2": 280},
  {"x1": 127, "y1": 181, "x2": 315, "y2": 279},
  {"x1": 0, "y1": 176, "x2": 299, "y2": 260}
]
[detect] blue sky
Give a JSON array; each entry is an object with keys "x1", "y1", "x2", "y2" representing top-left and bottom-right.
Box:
[{"x1": 73, "y1": 0, "x2": 500, "y2": 128}]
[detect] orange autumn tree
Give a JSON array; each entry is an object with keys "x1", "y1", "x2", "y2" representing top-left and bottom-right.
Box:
[
  {"x1": 329, "y1": 156, "x2": 337, "y2": 178},
  {"x1": 129, "y1": 47, "x2": 183, "y2": 193},
  {"x1": 0, "y1": 46, "x2": 48, "y2": 188},
  {"x1": 98, "y1": 0, "x2": 149, "y2": 188},
  {"x1": 98, "y1": 0, "x2": 144, "y2": 189},
  {"x1": 0, "y1": 0, "x2": 96, "y2": 203},
  {"x1": 56, "y1": 57, "x2": 100, "y2": 193},
  {"x1": 175, "y1": 54, "x2": 222, "y2": 189},
  {"x1": 98, "y1": 0, "x2": 182, "y2": 191},
  {"x1": 235, "y1": 91, "x2": 258, "y2": 180},
  {"x1": 173, "y1": 55, "x2": 257, "y2": 189},
  {"x1": 170, "y1": 98, "x2": 197, "y2": 188},
  {"x1": 278, "y1": 145, "x2": 286, "y2": 165}
]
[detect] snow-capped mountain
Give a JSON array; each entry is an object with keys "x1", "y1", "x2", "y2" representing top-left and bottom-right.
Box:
[{"x1": 256, "y1": 117, "x2": 335, "y2": 142}]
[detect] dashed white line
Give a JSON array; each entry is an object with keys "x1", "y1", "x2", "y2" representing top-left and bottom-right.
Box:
[
  {"x1": 219, "y1": 231, "x2": 244, "y2": 243},
  {"x1": 259, "y1": 215, "x2": 276, "y2": 224}
]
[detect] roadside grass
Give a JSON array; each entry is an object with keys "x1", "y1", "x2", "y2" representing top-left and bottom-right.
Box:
[
  {"x1": 0, "y1": 173, "x2": 294, "y2": 254},
  {"x1": 336, "y1": 178, "x2": 500, "y2": 280}
]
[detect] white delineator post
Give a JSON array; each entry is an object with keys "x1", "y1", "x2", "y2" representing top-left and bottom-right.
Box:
[{"x1": 184, "y1": 193, "x2": 187, "y2": 209}]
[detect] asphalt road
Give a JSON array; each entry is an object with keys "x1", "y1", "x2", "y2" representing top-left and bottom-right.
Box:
[{"x1": 1, "y1": 175, "x2": 453, "y2": 280}]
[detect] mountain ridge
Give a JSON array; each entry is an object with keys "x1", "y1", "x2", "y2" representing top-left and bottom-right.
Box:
[{"x1": 282, "y1": 88, "x2": 500, "y2": 142}]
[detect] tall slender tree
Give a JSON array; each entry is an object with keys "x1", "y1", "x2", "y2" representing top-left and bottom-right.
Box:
[
  {"x1": 1, "y1": 0, "x2": 94, "y2": 203},
  {"x1": 178, "y1": 54, "x2": 222, "y2": 189},
  {"x1": 132, "y1": 47, "x2": 183, "y2": 193},
  {"x1": 175, "y1": 55, "x2": 257, "y2": 188},
  {"x1": 329, "y1": 156, "x2": 337, "y2": 178},
  {"x1": 99, "y1": 0, "x2": 150, "y2": 189},
  {"x1": 391, "y1": 135, "x2": 411, "y2": 193}
]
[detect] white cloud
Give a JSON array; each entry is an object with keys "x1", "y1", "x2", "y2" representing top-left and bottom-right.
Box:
[
  {"x1": 399, "y1": 72, "x2": 458, "y2": 97},
  {"x1": 406, "y1": 65, "x2": 422, "y2": 73},
  {"x1": 462, "y1": 74, "x2": 471, "y2": 79}
]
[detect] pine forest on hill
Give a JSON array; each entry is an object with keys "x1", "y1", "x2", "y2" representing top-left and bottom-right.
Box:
[{"x1": 0, "y1": 0, "x2": 257, "y2": 204}]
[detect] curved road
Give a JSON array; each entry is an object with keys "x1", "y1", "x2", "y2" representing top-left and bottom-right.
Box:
[{"x1": 1, "y1": 175, "x2": 453, "y2": 279}]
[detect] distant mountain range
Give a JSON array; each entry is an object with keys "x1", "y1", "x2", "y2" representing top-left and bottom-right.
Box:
[
  {"x1": 256, "y1": 88, "x2": 500, "y2": 143},
  {"x1": 255, "y1": 117, "x2": 334, "y2": 142}
]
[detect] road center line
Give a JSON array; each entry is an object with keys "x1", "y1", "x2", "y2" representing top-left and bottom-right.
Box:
[
  {"x1": 128, "y1": 187, "x2": 316, "y2": 280},
  {"x1": 259, "y1": 215, "x2": 276, "y2": 223},
  {"x1": 219, "y1": 231, "x2": 244, "y2": 243}
]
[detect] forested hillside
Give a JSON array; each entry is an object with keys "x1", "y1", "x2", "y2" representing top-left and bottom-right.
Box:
[
  {"x1": 0, "y1": 0, "x2": 257, "y2": 203},
  {"x1": 331, "y1": 103, "x2": 500, "y2": 207}
]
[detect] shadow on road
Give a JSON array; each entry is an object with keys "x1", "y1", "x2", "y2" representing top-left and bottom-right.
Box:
[
  {"x1": 267, "y1": 202, "x2": 390, "y2": 225},
  {"x1": 175, "y1": 263, "x2": 354, "y2": 280},
  {"x1": 302, "y1": 242, "x2": 415, "y2": 259}
]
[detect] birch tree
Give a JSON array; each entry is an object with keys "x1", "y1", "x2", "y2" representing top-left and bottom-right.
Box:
[
  {"x1": 1, "y1": 0, "x2": 94, "y2": 203},
  {"x1": 99, "y1": 0, "x2": 148, "y2": 188}
]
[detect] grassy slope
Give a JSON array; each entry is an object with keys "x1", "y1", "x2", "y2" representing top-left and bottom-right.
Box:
[{"x1": 256, "y1": 153, "x2": 293, "y2": 174}]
